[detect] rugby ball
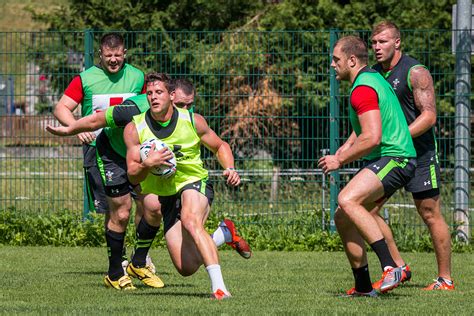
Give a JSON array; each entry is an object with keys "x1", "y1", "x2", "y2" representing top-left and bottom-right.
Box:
[{"x1": 139, "y1": 138, "x2": 177, "y2": 178}]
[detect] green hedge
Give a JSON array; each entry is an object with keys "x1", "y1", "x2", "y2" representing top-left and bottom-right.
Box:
[{"x1": 0, "y1": 209, "x2": 472, "y2": 253}]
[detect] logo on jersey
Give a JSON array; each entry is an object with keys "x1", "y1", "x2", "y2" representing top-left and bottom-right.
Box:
[
  {"x1": 373, "y1": 164, "x2": 380, "y2": 170},
  {"x1": 424, "y1": 180, "x2": 431, "y2": 186},
  {"x1": 171, "y1": 145, "x2": 184, "y2": 158},
  {"x1": 92, "y1": 93, "x2": 137, "y2": 112},
  {"x1": 392, "y1": 78, "x2": 400, "y2": 90}
]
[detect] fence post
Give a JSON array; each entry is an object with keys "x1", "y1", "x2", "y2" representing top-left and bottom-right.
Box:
[
  {"x1": 84, "y1": 30, "x2": 94, "y2": 70},
  {"x1": 329, "y1": 29, "x2": 340, "y2": 233},
  {"x1": 83, "y1": 30, "x2": 94, "y2": 220},
  {"x1": 454, "y1": 0, "x2": 472, "y2": 242}
]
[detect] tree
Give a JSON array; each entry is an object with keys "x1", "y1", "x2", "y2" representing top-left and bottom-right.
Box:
[{"x1": 29, "y1": 0, "x2": 459, "y2": 168}]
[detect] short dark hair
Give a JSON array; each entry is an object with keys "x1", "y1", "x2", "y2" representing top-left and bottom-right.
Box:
[
  {"x1": 372, "y1": 20, "x2": 401, "y2": 39},
  {"x1": 335, "y1": 35, "x2": 368, "y2": 64},
  {"x1": 145, "y1": 72, "x2": 171, "y2": 91},
  {"x1": 100, "y1": 33, "x2": 125, "y2": 49},
  {"x1": 171, "y1": 78, "x2": 195, "y2": 95}
]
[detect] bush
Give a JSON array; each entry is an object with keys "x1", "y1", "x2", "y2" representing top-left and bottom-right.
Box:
[{"x1": 0, "y1": 209, "x2": 472, "y2": 253}]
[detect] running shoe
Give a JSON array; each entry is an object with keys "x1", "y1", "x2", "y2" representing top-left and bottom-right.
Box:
[
  {"x1": 373, "y1": 264, "x2": 411, "y2": 290},
  {"x1": 347, "y1": 265, "x2": 411, "y2": 294},
  {"x1": 423, "y1": 277, "x2": 455, "y2": 290},
  {"x1": 380, "y1": 266, "x2": 403, "y2": 293},
  {"x1": 104, "y1": 275, "x2": 136, "y2": 290},
  {"x1": 223, "y1": 219, "x2": 252, "y2": 259},
  {"x1": 127, "y1": 263, "x2": 165, "y2": 288},
  {"x1": 211, "y1": 289, "x2": 232, "y2": 300}
]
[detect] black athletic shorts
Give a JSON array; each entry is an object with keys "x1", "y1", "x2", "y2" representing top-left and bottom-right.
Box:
[
  {"x1": 83, "y1": 144, "x2": 109, "y2": 213},
  {"x1": 159, "y1": 179, "x2": 214, "y2": 234},
  {"x1": 362, "y1": 156, "x2": 417, "y2": 199},
  {"x1": 96, "y1": 132, "x2": 132, "y2": 198},
  {"x1": 405, "y1": 150, "x2": 441, "y2": 199}
]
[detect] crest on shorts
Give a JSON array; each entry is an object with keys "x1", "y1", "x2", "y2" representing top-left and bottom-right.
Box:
[{"x1": 106, "y1": 170, "x2": 114, "y2": 182}]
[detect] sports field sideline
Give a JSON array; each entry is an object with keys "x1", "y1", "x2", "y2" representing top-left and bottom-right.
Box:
[{"x1": 1, "y1": 246, "x2": 472, "y2": 314}]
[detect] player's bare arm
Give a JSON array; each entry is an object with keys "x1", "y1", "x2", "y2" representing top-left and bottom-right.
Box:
[
  {"x1": 46, "y1": 111, "x2": 107, "y2": 136},
  {"x1": 124, "y1": 122, "x2": 173, "y2": 185},
  {"x1": 318, "y1": 110, "x2": 381, "y2": 174},
  {"x1": 54, "y1": 95, "x2": 79, "y2": 125},
  {"x1": 335, "y1": 131, "x2": 357, "y2": 157},
  {"x1": 409, "y1": 66, "x2": 437, "y2": 138},
  {"x1": 195, "y1": 114, "x2": 240, "y2": 186},
  {"x1": 54, "y1": 94, "x2": 96, "y2": 143}
]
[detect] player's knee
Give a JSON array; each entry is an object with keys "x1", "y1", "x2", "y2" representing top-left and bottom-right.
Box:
[
  {"x1": 146, "y1": 206, "x2": 162, "y2": 220},
  {"x1": 337, "y1": 194, "x2": 355, "y2": 213},
  {"x1": 419, "y1": 205, "x2": 442, "y2": 225},
  {"x1": 180, "y1": 214, "x2": 201, "y2": 235},
  {"x1": 110, "y1": 202, "x2": 131, "y2": 225},
  {"x1": 116, "y1": 209, "x2": 131, "y2": 225}
]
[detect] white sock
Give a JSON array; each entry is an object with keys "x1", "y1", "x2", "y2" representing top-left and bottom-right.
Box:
[
  {"x1": 205, "y1": 264, "x2": 228, "y2": 294},
  {"x1": 211, "y1": 221, "x2": 232, "y2": 247}
]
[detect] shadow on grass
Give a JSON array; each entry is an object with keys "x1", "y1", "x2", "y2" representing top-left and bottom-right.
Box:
[
  {"x1": 63, "y1": 271, "x2": 172, "y2": 276},
  {"x1": 330, "y1": 289, "x2": 412, "y2": 299},
  {"x1": 131, "y1": 283, "x2": 197, "y2": 289},
  {"x1": 131, "y1": 291, "x2": 209, "y2": 298}
]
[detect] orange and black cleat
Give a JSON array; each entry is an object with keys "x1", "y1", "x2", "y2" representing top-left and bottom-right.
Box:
[
  {"x1": 347, "y1": 265, "x2": 411, "y2": 294},
  {"x1": 373, "y1": 264, "x2": 411, "y2": 290},
  {"x1": 223, "y1": 219, "x2": 252, "y2": 259},
  {"x1": 423, "y1": 277, "x2": 455, "y2": 291}
]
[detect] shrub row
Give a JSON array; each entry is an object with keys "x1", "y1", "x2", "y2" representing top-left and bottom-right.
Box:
[{"x1": 0, "y1": 210, "x2": 471, "y2": 252}]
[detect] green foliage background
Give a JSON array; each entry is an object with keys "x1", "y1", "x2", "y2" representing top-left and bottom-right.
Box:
[
  {"x1": 31, "y1": 0, "x2": 455, "y2": 31},
  {"x1": 1, "y1": 210, "x2": 472, "y2": 252},
  {"x1": 4, "y1": 0, "x2": 468, "y2": 245},
  {"x1": 26, "y1": 0, "x2": 461, "y2": 168}
]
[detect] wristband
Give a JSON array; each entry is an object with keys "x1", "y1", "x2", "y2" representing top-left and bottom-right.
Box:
[{"x1": 226, "y1": 167, "x2": 235, "y2": 171}]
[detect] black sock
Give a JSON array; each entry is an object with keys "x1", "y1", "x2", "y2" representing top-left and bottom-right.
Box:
[
  {"x1": 370, "y1": 238, "x2": 396, "y2": 270},
  {"x1": 132, "y1": 217, "x2": 159, "y2": 268},
  {"x1": 105, "y1": 229, "x2": 126, "y2": 281},
  {"x1": 352, "y1": 264, "x2": 373, "y2": 293}
]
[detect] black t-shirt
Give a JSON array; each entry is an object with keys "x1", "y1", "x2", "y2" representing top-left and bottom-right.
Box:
[{"x1": 373, "y1": 55, "x2": 437, "y2": 157}]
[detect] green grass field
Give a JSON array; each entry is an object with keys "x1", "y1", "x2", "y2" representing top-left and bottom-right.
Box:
[{"x1": 1, "y1": 246, "x2": 473, "y2": 314}]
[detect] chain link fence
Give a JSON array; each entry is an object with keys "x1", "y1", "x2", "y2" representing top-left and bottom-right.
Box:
[{"x1": 0, "y1": 30, "x2": 472, "y2": 239}]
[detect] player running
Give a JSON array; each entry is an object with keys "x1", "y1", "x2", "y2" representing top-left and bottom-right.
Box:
[
  {"x1": 47, "y1": 75, "x2": 251, "y2": 292},
  {"x1": 319, "y1": 35, "x2": 417, "y2": 297}
]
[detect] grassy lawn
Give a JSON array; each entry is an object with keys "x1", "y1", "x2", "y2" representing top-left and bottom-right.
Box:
[{"x1": 1, "y1": 246, "x2": 472, "y2": 314}]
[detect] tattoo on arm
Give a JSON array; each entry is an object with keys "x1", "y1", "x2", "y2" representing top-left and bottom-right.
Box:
[{"x1": 411, "y1": 66, "x2": 436, "y2": 115}]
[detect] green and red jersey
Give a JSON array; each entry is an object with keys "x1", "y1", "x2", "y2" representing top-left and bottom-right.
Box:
[{"x1": 349, "y1": 67, "x2": 416, "y2": 160}]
